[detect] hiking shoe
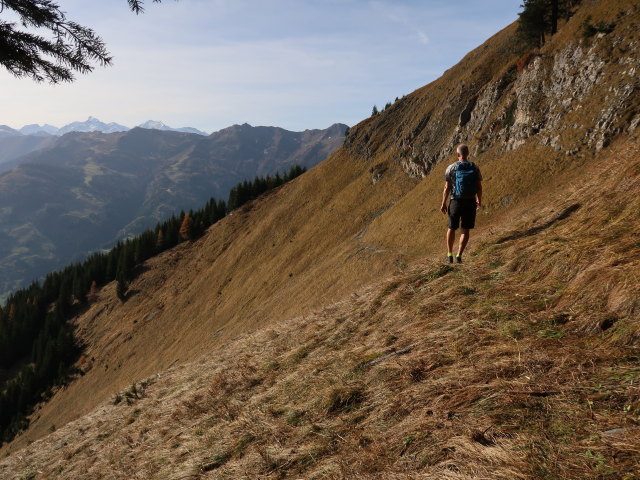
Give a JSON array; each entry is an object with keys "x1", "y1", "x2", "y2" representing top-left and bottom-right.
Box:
[
  {"x1": 446, "y1": 255, "x2": 454, "y2": 264},
  {"x1": 455, "y1": 255, "x2": 462, "y2": 264}
]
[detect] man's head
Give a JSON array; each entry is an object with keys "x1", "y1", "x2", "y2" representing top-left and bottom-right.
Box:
[{"x1": 456, "y1": 144, "x2": 469, "y2": 160}]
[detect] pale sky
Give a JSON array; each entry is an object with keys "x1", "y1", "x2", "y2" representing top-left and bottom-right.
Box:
[{"x1": 1, "y1": 0, "x2": 520, "y2": 134}]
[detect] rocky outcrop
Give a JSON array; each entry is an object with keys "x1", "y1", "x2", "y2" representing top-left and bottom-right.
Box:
[
  {"x1": 346, "y1": 2, "x2": 639, "y2": 178},
  {"x1": 459, "y1": 35, "x2": 638, "y2": 172}
]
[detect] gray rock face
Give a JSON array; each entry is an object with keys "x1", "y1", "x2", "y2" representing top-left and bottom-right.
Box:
[
  {"x1": 354, "y1": 12, "x2": 640, "y2": 179},
  {"x1": 497, "y1": 40, "x2": 636, "y2": 155},
  {"x1": 451, "y1": 35, "x2": 639, "y2": 173}
]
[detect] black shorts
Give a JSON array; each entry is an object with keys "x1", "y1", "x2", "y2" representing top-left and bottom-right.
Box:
[{"x1": 448, "y1": 198, "x2": 477, "y2": 230}]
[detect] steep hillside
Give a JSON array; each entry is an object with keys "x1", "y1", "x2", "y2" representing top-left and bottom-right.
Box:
[
  {"x1": 1, "y1": 0, "x2": 638, "y2": 475},
  {"x1": 345, "y1": 1, "x2": 639, "y2": 178},
  {"x1": 0, "y1": 123, "x2": 346, "y2": 298},
  {"x1": 1, "y1": 132, "x2": 637, "y2": 479}
]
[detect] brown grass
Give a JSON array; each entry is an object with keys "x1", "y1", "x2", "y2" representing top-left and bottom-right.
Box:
[
  {"x1": 1, "y1": 132, "x2": 638, "y2": 479},
  {"x1": 2, "y1": 1, "x2": 631, "y2": 454},
  {"x1": 1, "y1": 1, "x2": 639, "y2": 476}
]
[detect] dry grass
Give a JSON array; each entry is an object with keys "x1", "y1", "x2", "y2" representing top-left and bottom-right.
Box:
[
  {"x1": 2, "y1": 0, "x2": 634, "y2": 455},
  {"x1": 1, "y1": 1, "x2": 639, "y2": 476},
  {"x1": 1, "y1": 133, "x2": 638, "y2": 479}
]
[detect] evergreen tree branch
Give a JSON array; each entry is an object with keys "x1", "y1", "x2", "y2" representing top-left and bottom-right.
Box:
[
  {"x1": 128, "y1": 0, "x2": 163, "y2": 15},
  {"x1": 0, "y1": 0, "x2": 165, "y2": 83}
]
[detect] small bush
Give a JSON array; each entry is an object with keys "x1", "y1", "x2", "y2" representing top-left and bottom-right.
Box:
[
  {"x1": 406, "y1": 359, "x2": 427, "y2": 382},
  {"x1": 581, "y1": 16, "x2": 615, "y2": 38},
  {"x1": 290, "y1": 346, "x2": 311, "y2": 362},
  {"x1": 326, "y1": 385, "x2": 365, "y2": 414},
  {"x1": 263, "y1": 360, "x2": 280, "y2": 371},
  {"x1": 502, "y1": 321, "x2": 525, "y2": 340}
]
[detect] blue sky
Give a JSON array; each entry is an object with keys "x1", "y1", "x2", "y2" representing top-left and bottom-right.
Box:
[{"x1": 1, "y1": 0, "x2": 521, "y2": 133}]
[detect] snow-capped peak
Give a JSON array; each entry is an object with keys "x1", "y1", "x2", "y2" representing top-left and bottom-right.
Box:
[{"x1": 137, "y1": 120, "x2": 208, "y2": 136}]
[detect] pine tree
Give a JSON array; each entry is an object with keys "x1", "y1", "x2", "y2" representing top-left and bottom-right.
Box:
[
  {"x1": 56, "y1": 279, "x2": 72, "y2": 317},
  {"x1": 518, "y1": 0, "x2": 548, "y2": 47},
  {"x1": 105, "y1": 246, "x2": 119, "y2": 280},
  {"x1": 87, "y1": 280, "x2": 99, "y2": 303},
  {"x1": 72, "y1": 268, "x2": 87, "y2": 304},
  {"x1": 165, "y1": 215, "x2": 180, "y2": 248},
  {"x1": 179, "y1": 212, "x2": 193, "y2": 241},
  {"x1": 517, "y1": 0, "x2": 581, "y2": 48},
  {"x1": 156, "y1": 228, "x2": 165, "y2": 251},
  {"x1": 115, "y1": 248, "x2": 131, "y2": 301},
  {"x1": 116, "y1": 272, "x2": 128, "y2": 301},
  {"x1": 0, "y1": 0, "x2": 164, "y2": 83}
]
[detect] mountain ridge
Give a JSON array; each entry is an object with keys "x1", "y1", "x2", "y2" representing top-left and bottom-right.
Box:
[
  {"x1": 0, "y1": 123, "x2": 348, "y2": 299},
  {"x1": 5, "y1": 117, "x2": 209, "y2": 137}
]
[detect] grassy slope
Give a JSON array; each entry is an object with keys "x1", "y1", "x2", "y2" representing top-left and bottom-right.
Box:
[
  {"x1": 1, "y1": 0, "x2": 638, "y2": 469},
  {"x1": 1, "y1": 133, "x2": 637, "y2": 479},
  {"x1": 2, "y1": 136, "x2": 421, "y2": 453}
]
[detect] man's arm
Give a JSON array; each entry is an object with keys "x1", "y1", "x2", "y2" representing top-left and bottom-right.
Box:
[
  {"x1": 440, "y1": 182, "x2": 451, "y2": 214},
  {"x1": 476, "y1": 181, "x2": 482, "y2": 210}
]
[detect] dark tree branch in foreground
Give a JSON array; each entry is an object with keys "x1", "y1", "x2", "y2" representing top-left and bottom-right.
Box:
[{"x1": 0, "y1": 0, "x2": 163, "y2": 83}]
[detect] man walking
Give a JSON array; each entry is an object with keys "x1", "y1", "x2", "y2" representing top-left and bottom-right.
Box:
[{"x1": 440, "y1": 144, "x2": 482, "y2": 263}]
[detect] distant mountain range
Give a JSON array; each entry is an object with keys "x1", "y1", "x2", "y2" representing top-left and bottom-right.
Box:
[
  {"x1": 0, "y1": 118, "x2": 208, "y2": 171},
  {"x1": 0, "y1": 122, "x2": 348, "y2": 298},
  {"x1": 1, "y1": 116, "x2": 209, "y2": 137}
]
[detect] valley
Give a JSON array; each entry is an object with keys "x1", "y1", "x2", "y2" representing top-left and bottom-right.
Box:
[{"x1": 0, "y1": 123, "x2": 347, "y2": 299}]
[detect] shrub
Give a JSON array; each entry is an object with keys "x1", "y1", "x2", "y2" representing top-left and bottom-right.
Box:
[
  {"x1": 581, "y1": 16, "x2": 615, "y2": 38},
  {"x1": 326, "y1": 385, "x2": 365, "y2": 414}
]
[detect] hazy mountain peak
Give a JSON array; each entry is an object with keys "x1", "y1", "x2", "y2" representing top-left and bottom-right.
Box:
[
  {"x1": 138, "y1": 120, "x2": 170, "y2": 130},
  {"x1": 0, "y1": 125, "x2": 21, "y2": 137},
  {"x1": 137, "y1": 120, "x2": 208, "y2": 136},
  {"x1": 18, "y1": 123, "x2": 59, "y2": 136},
  {"x1": 57, "y1": 117, "x2": 129, "y2": 135}
]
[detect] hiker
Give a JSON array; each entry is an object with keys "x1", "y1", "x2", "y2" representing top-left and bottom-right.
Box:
[{"x1": 440, "y1": 144, "x2": 482, "y2": 263}]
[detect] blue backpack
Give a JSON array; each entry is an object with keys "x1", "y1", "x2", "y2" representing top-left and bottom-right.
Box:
[{"x1": 454, "y1": 161, "x2": 479, "y2": 198}]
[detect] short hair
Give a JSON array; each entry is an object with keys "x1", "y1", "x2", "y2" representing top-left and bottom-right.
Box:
[{"x1": 456, "y1": 144, "x2": 469, "y2": 158}]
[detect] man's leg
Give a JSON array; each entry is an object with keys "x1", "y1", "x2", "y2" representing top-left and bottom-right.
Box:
[
  {"x1": 447, "y1": 228, "x2": 456, "y2": 255},
  {"x1": 456, "y1": 200, "x2": 476, "y2": 262},
  {"x1": 457, "y1": 228, "x2": 470, "y2": 256}
]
